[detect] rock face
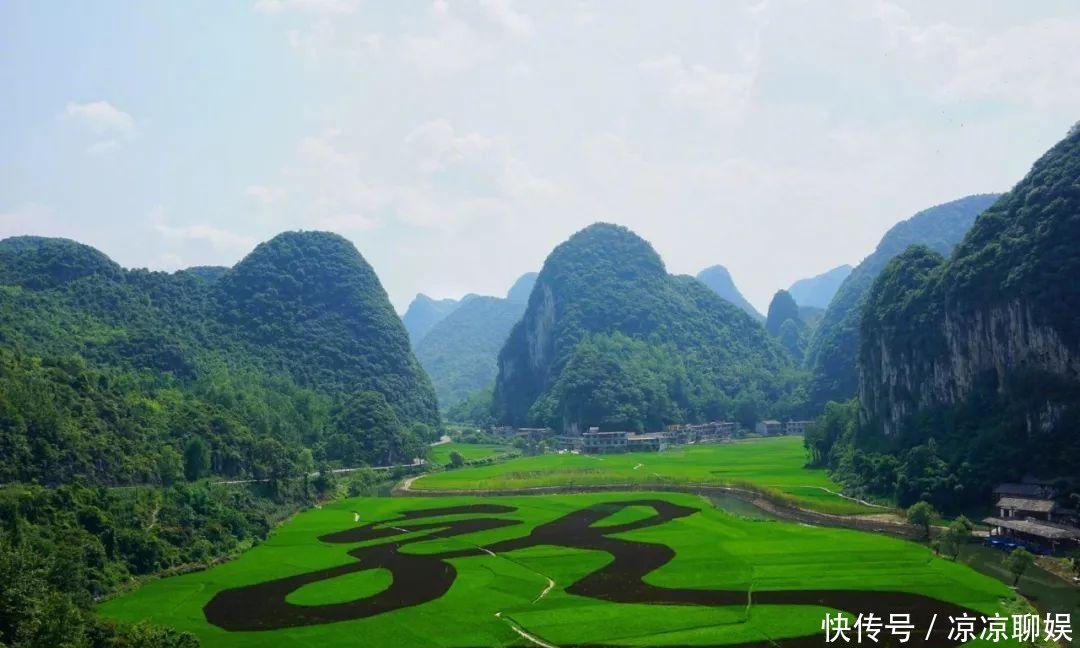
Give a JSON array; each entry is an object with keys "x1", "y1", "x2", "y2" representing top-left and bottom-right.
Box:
[
  {"x1": 858, "y1": 125, "x2": 1080, "y2": 441},
  {"x1": 493, "y1": 223, "x2": 791, "y2": 430},
  {"x1": 695, "y1": 265, "x2": 763, "y2": 321},
  {"x1": 788, "y1": 264, "x2": 852, "y2": 309},
  {"x1": 804, "y1": 193, "x2": 1001, "y2": 413}
]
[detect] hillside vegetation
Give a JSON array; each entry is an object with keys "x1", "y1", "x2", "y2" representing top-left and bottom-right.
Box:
[{"x1": 493, "y1": 224, "x2": 799, "y2": 431}]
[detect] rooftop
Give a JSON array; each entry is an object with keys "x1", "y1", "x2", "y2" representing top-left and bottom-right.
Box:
[
  {"x1": 996, "y1": 497, "x2": 1057, "y2": 513},
  {"x1": 984, "y1": 517, "x2": 1080, "y2": 540}
]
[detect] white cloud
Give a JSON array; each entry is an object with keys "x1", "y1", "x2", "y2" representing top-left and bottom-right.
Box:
[
  {"x1": 252, "y1": 0, "x2": 356, "y2": 15},
  {"x1": 63, "y1": 101, "x2": 137, "y2": 136},
  {"x1": 404, "y1": 1, "x2": 490, "y2": 74},
  {"x1": 404, "y1": 119, "x2": 493, "y2": 172},
  {"x1": 245, "y1": 184, "x2": 286, "y2": 204},
  {"x1": 499, "y1": 157, "x2": 557, "y2": 200},
  {"x1": 942, "y1": 17, "x2": 1080, "y2": 109},
  {"x1": 62, "y1": 100, "x2": 138, "y2": 153},
  {"x1": 0, "y1": 203, "x2": 63, "y2": 239},
  {"x1": 639, "y1": 55, "x2": 756, "y2": 122},
  {"x1": 477, "y1": 0, "x2": 534, "y2": 39},
  {"x1": 153, "y1": 221, "x2": 258, "y2": 251}
]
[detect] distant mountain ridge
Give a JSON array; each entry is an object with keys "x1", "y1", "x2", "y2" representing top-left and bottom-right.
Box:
[
  {"x1": 803, "y1": 193, "x2": 1002, "y2": 413},
  {"x1": 401, "y1": 294, "x2": 461, "y2": 346},
  {"x1": 788, "y1": 264, "x2": 852, "y2": 308},
  {"x1": 695, "y1": 265, "x2": 763, "y2": 321}
]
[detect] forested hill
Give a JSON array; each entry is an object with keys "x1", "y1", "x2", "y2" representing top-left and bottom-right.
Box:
[
  {"x1": 695, "y1": 265, "x2": 763, "y2": 321},
  {"x1": 803, "y1": 193, "x2": 1000, "y2": 413},
  {"x1": 852, "y1": 125, "x2": 1080, "y2": 504},
  {"x1": 0, "y1": 231, "x2": 438, "y2": 486},
  {"x1": 416, "y1": 296, "x2": 526, "y2": 409},
  {"x1": 493, "y1": 223, "x2": 796, "y2": 431}
]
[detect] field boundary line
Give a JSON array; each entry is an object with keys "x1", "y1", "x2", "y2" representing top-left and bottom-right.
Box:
[{"x1": 495, "y1": 612, "x2": 560, "y2": 648}]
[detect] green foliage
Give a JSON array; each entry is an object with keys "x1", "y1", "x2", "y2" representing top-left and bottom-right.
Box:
[
  {"x1": 494, "y1": 224, "x2": 796, "y2": 430},
  {"x1": 329, "y1": 391, "x2": 424, "y2": 467},
  {"x1": 0, "y1": 231, "x2": 437, "y2": 486},
  {"x1": 1004, "y1": 547, "x2": 1035, "y2": 585},
  {"x1": 0, "y1": 231, "x2": 441, "y2": 643},
  {"x1": 448, "y1": 451, "x2": 465, "y2": 469},
  {"x1": 765, "y1": 290, "x2": 800, "y2": 336},
  {"x1": 803, "y1": 194, "x2": 999, "y2": 412},
  {"x1": 934, "y1": 515, "x2": 973, "y2": 560},
  {"x1": 905, "y1": 501, "x2": 936, "y2": 539},
  {"x1": 444, "y1": 388, "x2": 495, "y2": 427},
  {"x1": 850, "y1": 127, "x2": 1080, "y2": 511},
  {"x1": 217, "y1": 231, "x2": 439, "y2": 430},
  {"x1": 415, "y1": 296, "x2": 525, "y2": 409},
  {"x1": 183, "y1": 437, "x2": 211, "y2": 482},
  {"x1": 0, "y1": 480, "x2": 315, "y2": 648}
]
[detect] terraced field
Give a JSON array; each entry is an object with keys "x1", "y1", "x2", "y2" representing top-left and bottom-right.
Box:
[
  {"x1": 99, "y1": 492, "x2": 1019, "y2": 647},
  {"x1": 414, "y1": 436, "x2": 876, "y2": 514}
]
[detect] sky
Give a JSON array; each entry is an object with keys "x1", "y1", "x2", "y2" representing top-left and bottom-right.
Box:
[{"x1": 2, "y1": 1, "x2": 1079, "y2": 313}]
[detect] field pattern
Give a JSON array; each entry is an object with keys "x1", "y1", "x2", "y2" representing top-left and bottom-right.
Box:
[
  {"x1": 414, "y1": 437, "x2": 876, "y2": 514},
  {"x1": 100, "y1": 492, "x2": 1017, "y2": 647}
]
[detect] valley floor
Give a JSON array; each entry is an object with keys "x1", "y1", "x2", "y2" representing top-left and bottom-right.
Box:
[{"x1": 98, "y1": 492, "x2": 1019, "y2": 648}]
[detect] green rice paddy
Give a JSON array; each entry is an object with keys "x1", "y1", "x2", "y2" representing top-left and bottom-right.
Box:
[
  {"x1": 429, "y1": 442, "x2": 514, "y2": 465},
  {"x1": 415, "y1": 436, "x2": 876, "y2": 514},
  {"x1": 99, "y1": 492, "x2": 1019, "y2": 648}
]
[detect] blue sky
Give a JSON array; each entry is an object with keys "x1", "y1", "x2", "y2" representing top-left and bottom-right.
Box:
[{"x1": 2, "y1": 1, "x2": 1079, "y2": 312}]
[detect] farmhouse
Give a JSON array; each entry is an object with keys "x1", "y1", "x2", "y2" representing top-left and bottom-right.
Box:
[
  {"x1": 784, "y1": 420, "x2": 812, "y2": 435},
  {"x1": 665, "y1": 420, "x2": 737, "y2": 444},
  {"x1": 983, "y1": 483, "x2": 1080, "y2": 554},
  {"x1": 581, "y1": 430, "x2": 629, "y2": 453},
  {"x1": 755, "y1": 420, "x2": 783, "y2": 435},
  {"x1": 626, "y1": 432, "x2": 668, "y2": 452},
  {"x1": 492, "y1": 426, "x2": 555, "y2": 443}
]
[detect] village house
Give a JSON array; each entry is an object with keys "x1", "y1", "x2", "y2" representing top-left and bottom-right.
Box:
[
  {"x1": 626, "y1": 432, "x2": 668, "y2": 452},
  {"x1": 784, "y1": 420, "x2": 812, "y2": 435},
  {"x1": 665, "y1": 421, "x2": 737, "y2": 444},
  {"x1": 755, "y1": 420, "x2": 783, "y2": 436},
  {"x1": 983, "y1": 482, "x2": 1080, "y2": 554},
  {"x1": 581, "y1": 430, "x2": 629, "y2": 453}
]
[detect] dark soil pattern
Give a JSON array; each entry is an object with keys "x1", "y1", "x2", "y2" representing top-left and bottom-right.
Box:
[{"x1": 203, "y1": 500, "x2": 985, "y2": 647}]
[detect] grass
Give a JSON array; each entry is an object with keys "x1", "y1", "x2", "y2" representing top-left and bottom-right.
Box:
[
  {"x1": 413, "y1": 436, "x2": 878, "y2": 514},
  {"x1": 98, "y1": 492, "x2": 1019, "y2": 648},
  {"x1": 428, "y1": 441, "x2": 514, "y2": 465}
]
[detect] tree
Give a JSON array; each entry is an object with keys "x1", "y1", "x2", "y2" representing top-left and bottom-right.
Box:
[
  {"x1": 1004, "y1": 547, "x2": 1035, "y2": 586},
  {"x1": 183, "y1": 437, "x2": 210, "y2": 482},
  {"x1": 906, "y1": 501, "x2": 936, "y2": 540},
  {"x1": 734, "y1": 396, "x2": 759, "y2": 431},
  {"x1": 934, "y1": 515, "x2": 973, "y2": 560},
  {"x1": 448, "y1": 451, "x2": 465, "y2": 469}
]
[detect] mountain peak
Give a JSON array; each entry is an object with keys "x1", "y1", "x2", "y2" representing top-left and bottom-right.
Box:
[
  {"x1": 0, "y1": 235, "x2": 123, "y2": 289},
  {"x1": 695, "y1": 265, "x2": 763, "y2": 321},
  {"x1": 788, "y1": 264, "x2": 853, "y2": 309}
]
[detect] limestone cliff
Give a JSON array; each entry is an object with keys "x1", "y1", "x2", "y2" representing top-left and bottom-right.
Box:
[{"x1": 858, "y1": 124, "x2": 1080, "y2": 445}]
